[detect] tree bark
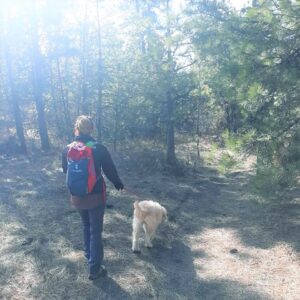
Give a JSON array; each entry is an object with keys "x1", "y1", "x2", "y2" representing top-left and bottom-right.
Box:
[
  {"x1": 80, "y1": 1, "x2": 88, "y2": 115},
  {"x1": 3, "y1": 43, "x2": 27, "y2": 154},
  {"x1": 165, "y1": 0, "x2": 177, "y2": 166},
  {"x1": 113, "y1": 88, "x2": 120, "y2": 152},
  {"x1": 30, "y1": 0, "x2": 50, "y2": 151},
  {"x1": 96, "y1": 0, "x2": 104, "y2": 142},
  {"x1": 196, "y1": 96, "x2": 201, "y2": 161},
  {"x1": 56, "y1": 58, "x2": 72, "y2": 138},
  {"x1": 1, "y1": 7, "x2": 27, "y2": 154},
  {"x1": 166, "y1": 89, "x2": 176, "y2": 165},
  {"x1": 49, "y1": 62, "x2": 60, "y2": 135}
]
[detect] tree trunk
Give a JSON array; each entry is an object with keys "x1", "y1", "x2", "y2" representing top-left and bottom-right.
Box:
[
  {"x1": 56, "y1": 58, "x2": 72, "y2": 138},
  {"x1": 3, "y1": 43, "x2": 27, "y2": 154},
  {"x1": 80, "y1": 2, "x2": 88, "y2": 115},
  {"x1": 49, "y1": 62, "x2": 61, "y2": 135},
  {"x1": 30, "y1": 0, "x2": 50, "y2": 151},
  {"x1": 96, "y1": 0, "x2": 104, "y2": 142},
  {"x1": 165, "y1": 0, "x2": 177, "y2": 166},
  {"x1": 166, "y1": 89, "x2": 176, "y2": 165},
  {"x1": 1, "y1": 8, "x2": 27, "y2": 154},
  {"x1": 113, "y1": 90, "x2": 120, "y2": 153},
  {"x1": 196, "y1": 96, "x2": 201, "y2": 161}
]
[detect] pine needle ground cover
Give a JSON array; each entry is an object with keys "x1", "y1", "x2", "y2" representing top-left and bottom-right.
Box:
[{"x1": 0, "y1": 144, "x2": 299, "y2": 299}]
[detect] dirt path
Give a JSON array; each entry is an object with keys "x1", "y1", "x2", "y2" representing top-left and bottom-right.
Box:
[{"x1": 0, "y1": 154, "x2": 299, "y2": 299}]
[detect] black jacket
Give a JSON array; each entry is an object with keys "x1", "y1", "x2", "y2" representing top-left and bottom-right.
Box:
[{"x1": 62, "y1": 135, "x2": 122, "y2": 194}]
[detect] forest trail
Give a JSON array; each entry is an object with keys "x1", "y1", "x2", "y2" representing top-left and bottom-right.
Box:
[{"x1": 0, "y1": 153, "x2": 299, "y2": 300}]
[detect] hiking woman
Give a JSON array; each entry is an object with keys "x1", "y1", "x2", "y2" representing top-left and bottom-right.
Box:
[{"x1": 62, "y1": 115, "x2": 124, "y2": 280}]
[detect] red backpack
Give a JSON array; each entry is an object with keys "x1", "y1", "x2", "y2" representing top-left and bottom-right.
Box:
[{"x1": 66, "y1": 141, "x2": 97, "y2": 197}]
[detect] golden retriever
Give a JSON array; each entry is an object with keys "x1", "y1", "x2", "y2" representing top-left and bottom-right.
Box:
[{"x1": 132, "y1": 200, "x2": 167, "y2": 253}]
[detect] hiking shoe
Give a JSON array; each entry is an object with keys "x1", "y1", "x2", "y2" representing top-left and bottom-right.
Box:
[{"x1": 88, "y1": 266, "x2": 107, "y2": 280}]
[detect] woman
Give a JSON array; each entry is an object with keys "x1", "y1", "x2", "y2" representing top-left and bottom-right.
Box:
[{"x1": 62, "y1": 115, "x2": 124, "y2": 280}]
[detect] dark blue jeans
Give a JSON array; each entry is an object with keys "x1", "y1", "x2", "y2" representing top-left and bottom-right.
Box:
[{"x1": 78, "y1": 203, "x2": 105, "y2": 275}]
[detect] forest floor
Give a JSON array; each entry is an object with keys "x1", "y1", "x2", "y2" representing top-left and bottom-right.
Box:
[{"x1": 0, "y1": 140, "x2": 299, "y2": 300}]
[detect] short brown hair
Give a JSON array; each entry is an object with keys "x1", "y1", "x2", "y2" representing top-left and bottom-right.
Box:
[{"x1": 75, "y1": 115, "x2": 94, "y2": 135}]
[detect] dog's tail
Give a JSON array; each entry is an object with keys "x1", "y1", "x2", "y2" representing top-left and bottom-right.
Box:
[
  {"x1": 134, "y1": 201, "x2": 148, "y2": 219},
  {"x1": 162, "y1": 206, "x2": 168, "y2": 222}
]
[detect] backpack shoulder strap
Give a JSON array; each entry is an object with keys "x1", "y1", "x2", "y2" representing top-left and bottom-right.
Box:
[{"x1": 85, "y1": 141, "x2": 96, "y2": 148}]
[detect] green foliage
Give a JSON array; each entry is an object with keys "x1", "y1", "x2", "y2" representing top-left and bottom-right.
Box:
[
  {"x1": 218, "y1": 152, "x2": 238, "y2": 174},
  {"x1": 188, "y1": 0, "x2": 300, "y2": 192},
  {"x1": 0, "y1": 0, "x2": 299, "y2": 185},
  {"x1": 252, "y1": 129, "x2": 300, "y2": 196},
  {"x1": 251, "y1": 163, "x2": 298, "y2": 197},
  {"x1": 212, "y1": 130, "x2": 255, "y2": 174},
  {"x1": 206, "y1": 142, "x2": 219, "y2": 164},
  {"x1": 222, "y1": 130, "x2": 255, "y2": 152}
]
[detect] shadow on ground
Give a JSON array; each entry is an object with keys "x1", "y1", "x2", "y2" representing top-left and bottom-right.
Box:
[
  {"x1": 136, "y1": 240, "x2": 269, "y2": 299},
  {"x1": 0, "y1": 154, "x2": 299, "y2": 299}
]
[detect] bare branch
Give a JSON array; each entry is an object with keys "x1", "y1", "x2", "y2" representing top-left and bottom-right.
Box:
[{"x1": 175, "y1": 60, "x2": 198, "y2": 72}]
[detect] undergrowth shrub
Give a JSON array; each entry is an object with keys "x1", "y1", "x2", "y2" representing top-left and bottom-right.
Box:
[{"x1": 251, "y1": 131, "x2": 300, "y2": 197}]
